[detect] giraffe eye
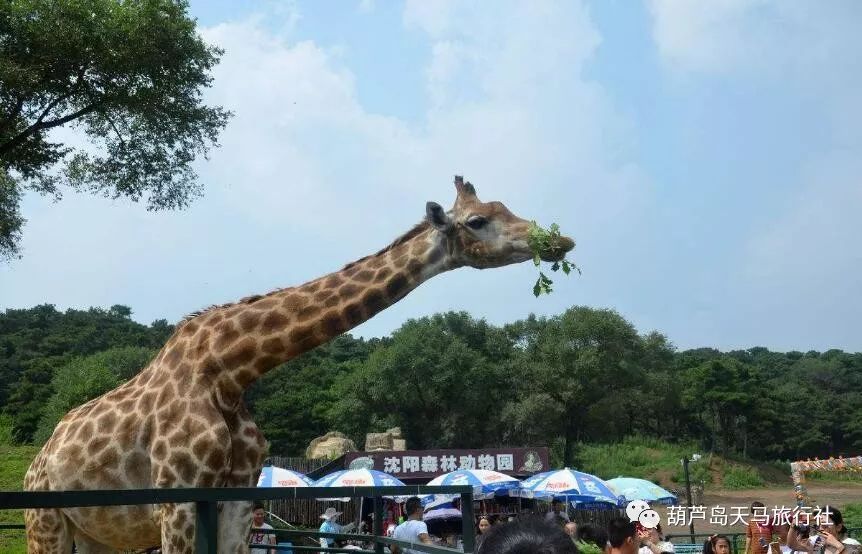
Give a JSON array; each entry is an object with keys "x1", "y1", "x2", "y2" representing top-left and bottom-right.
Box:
[{"x1": 466, "y1": 216, "x2": 488, "y2": 230}]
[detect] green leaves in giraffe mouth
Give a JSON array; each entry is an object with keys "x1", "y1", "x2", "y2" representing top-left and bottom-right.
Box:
[{"x1": 527, "y1": 221, "x2": 580, "y2": 297}]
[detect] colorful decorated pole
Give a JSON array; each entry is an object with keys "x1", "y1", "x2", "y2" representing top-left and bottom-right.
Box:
[{"x1": 789, "y1": 455, "x2": 862, "y2": 506}]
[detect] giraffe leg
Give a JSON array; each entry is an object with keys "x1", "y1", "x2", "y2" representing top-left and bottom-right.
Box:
[
  {"x1": 218, "y1": 403, "x2": 268, "y2": 554},
  {"x1": 73, "y1": 530, "x2": 121, "y2": 553},
  {"x1": 24, "y1": 507, "x2": 74, "y2": 554},
  {"x1": 218, "y1": 498, "x2": 255, "y2": 554},
  {"x1": 159, "y1": 502, "x2": 197, "y2": 554}
]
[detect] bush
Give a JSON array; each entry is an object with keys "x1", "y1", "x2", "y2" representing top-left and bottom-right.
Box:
[
  {"x1": 723, "y1": 465, "x2": 764, "y2": 489},
  {"x1": 32, "y1": 347, "x2": 155, "y2": 444},
  {"x1": 577, "y1": 436, "x2": 708, "y2": 485},
  {"x1": 0, "y1": 414, "x2": 14, "y2": 446}
]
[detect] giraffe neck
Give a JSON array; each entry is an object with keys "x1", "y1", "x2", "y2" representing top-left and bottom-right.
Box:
[{"x1": 169, "y1": 221, "x2": 456, "y2": 410}]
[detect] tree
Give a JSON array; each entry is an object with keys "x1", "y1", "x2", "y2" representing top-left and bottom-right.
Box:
[
  {"x1": 33, "y1": 345, "x2": 155, "y2": 444},
  {"x1": 245, "y1": 335, "x2": 377, "y2": 456},
  {"x1": 331, "y1": 313, "x2": 514, "y2": 450},
  {"x1": 0, "y1": 304, "x2": 173, "y2": 442},
  {"x1": 0, "y1": 0, "x2": 230, "y2": 260},
  {"x1": 506, "y1": 307, "x2": 645, "y2": 466},
  {"x1": 682, "y1": 358, "x2": 757, "y2": 456}
]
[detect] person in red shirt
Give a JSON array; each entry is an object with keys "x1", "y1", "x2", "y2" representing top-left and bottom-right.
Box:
[{"x1": 746, "y1": 502, "x2": 774, "y2": 554}]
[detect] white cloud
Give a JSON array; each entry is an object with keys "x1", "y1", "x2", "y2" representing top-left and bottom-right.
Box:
[
  {"x1": 647, "y1": 1, "x2": 852, "y2": 76},
  {"x1": 646, "y1": 0, "x2": 862, "y2": 351},
  {"x1": 2, "y1": 1, "x2": 653, "y2": 341}
]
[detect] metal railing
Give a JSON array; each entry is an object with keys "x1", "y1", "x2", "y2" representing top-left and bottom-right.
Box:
[{"x1": 0, "y1": 485, "x2": 475, "y2": 553}]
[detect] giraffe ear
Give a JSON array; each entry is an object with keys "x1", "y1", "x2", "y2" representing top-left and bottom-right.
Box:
[{"x1": 426, "y1": 202, "x2": 452, "y2": 232}]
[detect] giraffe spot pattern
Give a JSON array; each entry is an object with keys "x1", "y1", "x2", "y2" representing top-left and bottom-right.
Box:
[
  {"x1": 324, "y1": 274, "x2": 344, "y2": 288},
  {"x1": 223, "y1": 339, "x2": 257, "y2": 368},
  {"x1": 237, "y1": 311, "x2": 261, "y2": 332},
  {"x1": 261, "y1": 311, "x2": 290, "y2": 334},
  {"x1": 344, "y1": 303, "x2": 364, "y2": 326},
  {"x1": 354, "y1": 269, "x2": 374, "y2": 282},
  {"x1": 214, "y1": 325, "x2": 240, "y2": 351},
  {"x1": 364, "y1": 290, "x2": 386, "y2": 314},
  {"x1": 386, "y1": 275, "x2": 409, "y2": 300},
  {"x1": 261, "y1": 337, "x2": 283, "y2": 354},
  {"x1": 338, "y1": 283, "x2": 359, "y2": 298},
  {"x1": 24, "y1": 216, "x2": 456, "y2": 552}
]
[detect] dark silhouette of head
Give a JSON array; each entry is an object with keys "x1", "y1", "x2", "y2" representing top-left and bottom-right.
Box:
[{"x1": 477, "y1": 516, "x2": 577, "y2": 554}]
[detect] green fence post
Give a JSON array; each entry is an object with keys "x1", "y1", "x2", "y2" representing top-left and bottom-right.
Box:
[
  {"x1": 461, "y1": 493, "x2": 475, "y2": 553},
  {"x1": 195, "y1": 500, "x2": 218, "y2": 554},
  {"x1": 374, "y1": 496, "x2": 384, "y2": 554}
]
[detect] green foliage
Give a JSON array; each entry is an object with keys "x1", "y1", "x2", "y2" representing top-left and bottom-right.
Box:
[
  {"x1": 0, "y1": 414, "x2": 14, "y2": 446},
  {"x1": 842, "y1": 503, "x2": 862, "y2": 532},
  {"x1": 0, "y1": 445, "x2": 39, "y2": 553},
  {"x1": 331, "y1": 312, "x2": 515, "y2": 450},
  {"x1": 527, "y1": 221, "x2": 579, "y2": 296},
  {"x1": 2, "y1": 300, "x2": 862, "y2": 477},
  {"x1": 577, "y1": 436, "x2": 708, "y2": 484},
  {"x1": 0, "y1": 170, "x2": 24, "y2": 262},
  {"x1": 577, "y1": 540, "x2": 606, "y2": 554},
  {"x1": 0, "y1": 304, "x2": 172, "y2": 443},
  {"x1": 722, "y1": 465, "x2": 765, "y2": 489},
  {"x1": 33, "y1": 346, "x2": 155, "y2": 444},
  {"x1": 505, "y1": 307, "x2": 646, "y2": 465},
  {"x1": 0, "y1": 0, "x2": 231, "y2": 260},
  {"x1": 247, "y1": 335, "x2": 377, "y2": 456},
  {"x1": 806, "y1": 470, "x2": 862, "y2": 482}
]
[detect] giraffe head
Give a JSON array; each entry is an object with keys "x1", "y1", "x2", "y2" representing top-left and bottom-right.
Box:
[{"x1": 425, "y1": 176, "x2": 574, "y2": 269}]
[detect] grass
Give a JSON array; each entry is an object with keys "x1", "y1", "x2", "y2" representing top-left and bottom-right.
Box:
[
  {"x1": 806, "y1": 470, "x2": 862, "y2": 482},
  {"x1": 576, "y1": 436, "x2": 712, "y2": 486},
  {"x1": 573, "y1": 436, "x2": 820, "y2": 490},
  {"x1": 0, "y1": 445, "x2": 39, "y2": 554},
  {"x1": 843, "y1": 503, "x2": 862, "y2": 531},
  {"x1": 722, "y1": 465, "x2": 765, "y2": 489}
]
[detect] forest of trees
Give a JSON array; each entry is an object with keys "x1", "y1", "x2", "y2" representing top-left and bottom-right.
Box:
[{"x1": 1, "y1": 303, "x2": 861, "y2": 467}]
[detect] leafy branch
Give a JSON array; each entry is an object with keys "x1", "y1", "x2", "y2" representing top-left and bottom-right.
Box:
[{"x1": 527, "y1": 221, "x2": 581, "y2": 296}]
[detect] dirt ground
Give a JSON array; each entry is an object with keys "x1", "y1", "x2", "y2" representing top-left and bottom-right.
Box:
[{"x1": 657, "y1": 482, "x2": 862, "y2": 536}]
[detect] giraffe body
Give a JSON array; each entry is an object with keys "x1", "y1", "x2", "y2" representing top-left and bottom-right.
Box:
[{"x1": 24, "y1": 177, "x2": 574, "y2": 553}]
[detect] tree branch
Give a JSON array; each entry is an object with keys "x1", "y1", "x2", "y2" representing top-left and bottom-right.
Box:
[
  {"x1": 0, "y1": 101, "x2": 103, "y2": 156},
  {"x1": 102, "y1": 110, "x2": 128, "y2": 149},
  {"x1": 0, "y1": 66, "x2": 94, "y2": 157},
  {"x1": 0, "y1": 96, "x2": 26, "y2": 134}
]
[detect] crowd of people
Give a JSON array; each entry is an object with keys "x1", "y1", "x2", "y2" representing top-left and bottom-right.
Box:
[
  {"x1": 246, "y1": 499, "x2": 861, "y2": 554},
  {"x1": 741, "y1": 502, "x2": 860, "y2": 554}
]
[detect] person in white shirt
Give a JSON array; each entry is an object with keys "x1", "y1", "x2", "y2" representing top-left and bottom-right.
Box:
[
  {"x1": 638, "y1": 523, "x2": 675, "y2": 554},
  {"x1": 391, "y1": 497, "x2": 433, "y2": 554},
  {"x1": 789, "y1": 507, "x2": 861, "y2": 554},
  {"x1": 249, "y1": 504, "x2": 276, "y2": 554}
]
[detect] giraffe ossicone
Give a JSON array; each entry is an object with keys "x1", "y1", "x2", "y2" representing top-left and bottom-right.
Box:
[{"x1": 24, "y1": 176, "x2": 574, "y2": 553}]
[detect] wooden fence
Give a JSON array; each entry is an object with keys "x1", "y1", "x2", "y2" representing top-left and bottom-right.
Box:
[{"x1": 265, "y1": 455, "x2": 360, "y2": 527}]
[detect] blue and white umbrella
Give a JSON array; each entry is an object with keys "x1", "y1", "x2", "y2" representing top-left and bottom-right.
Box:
[
  {"x1": 518, "y1": 468, "x2": 621, "y2": 506},
  {"x1": 423, "y1": 469, "x2": 521, "y2": 507},
  {"x1": 606, "y1": 477, "x2": 678, "y2": 505},
  {"x1": 313, "y1": 469, "x2": 407, "y2": 502},
  {"x1": 257, "y1": 466, "x2": 314, "y2": 488}
]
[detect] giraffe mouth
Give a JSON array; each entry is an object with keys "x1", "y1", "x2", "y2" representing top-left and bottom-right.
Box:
[{"x1": 538, "y1": 236, "x2": 575, "y2": 262}]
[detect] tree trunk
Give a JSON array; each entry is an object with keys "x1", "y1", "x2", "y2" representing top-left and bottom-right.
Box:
[{"x1": 563, "y1": 420, "x2": 576, "y2": 467}]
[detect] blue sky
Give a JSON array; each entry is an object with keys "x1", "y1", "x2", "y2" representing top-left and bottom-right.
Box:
[{"x1": 2, "y1": 0, "x2": 860, "y2": 353}]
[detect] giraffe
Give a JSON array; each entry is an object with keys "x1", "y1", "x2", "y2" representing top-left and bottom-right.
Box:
[{"x1": 23, "y1": 176, "x2": 574, "y2": 553}]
